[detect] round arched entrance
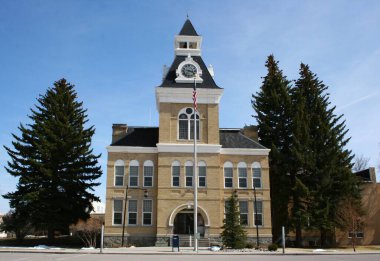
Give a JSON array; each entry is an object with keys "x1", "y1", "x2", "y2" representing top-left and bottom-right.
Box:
[
  {"x1": 173, "y1": 209, "x2": 205, "y2": 236},
  {"x1": 169, "y1": 203, "x2": 210, "y2": 237}
]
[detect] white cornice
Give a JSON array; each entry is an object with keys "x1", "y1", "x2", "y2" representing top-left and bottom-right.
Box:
[
  {"x1": 220, "y1": 148, "x2": 270, "y2": 156},
  {"x1": 106, "y1": 145, "x2": 270, "y2": 156},
  {"x1": 157, "y1": 143, "x2": 222, "y2": 154},
  {"x1": 155, "y1": 87, "x2": 223, "y2": 111},
  {"x1": 106, "y1": 146, "x2": 158, "y2": 154}
]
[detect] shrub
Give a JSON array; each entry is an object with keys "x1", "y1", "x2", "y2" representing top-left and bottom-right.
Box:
[
  {"x1": 246, "y1": 242, "x2": 254, "y2": 249},
  {"x1": 268, "y1": 243, "x2": 278, "y2": 251}
]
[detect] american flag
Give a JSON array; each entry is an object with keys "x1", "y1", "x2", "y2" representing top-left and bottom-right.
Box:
[{"x1": 193, "y1": 86, "x2": 197, "y2": 111}]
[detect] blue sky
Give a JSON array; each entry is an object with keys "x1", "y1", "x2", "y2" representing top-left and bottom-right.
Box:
[{"x1": 1, "y1": 0, "x2": 379, "y2": 213}]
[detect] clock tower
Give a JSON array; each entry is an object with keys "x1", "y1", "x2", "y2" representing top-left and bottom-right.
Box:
[{"x1": 155, "y1": 18, "x2": 223, "y2": 146}]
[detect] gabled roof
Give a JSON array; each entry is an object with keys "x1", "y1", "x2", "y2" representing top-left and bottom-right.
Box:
[
  {"x1": 111, "y1": 127, "x2": 267, "y2": 150},
  {"x1": 159, "y1": 55, "x2": 221, "y2": 89},
  {"x1": 219, "y1": 129, "x2": 267, "y2": 149},
  {"x1": 179, "y1": 19, "x2": 198, "y2": 36},
  {"x1": 111, "y1": 127, "x2": 158, "y2": 147}
]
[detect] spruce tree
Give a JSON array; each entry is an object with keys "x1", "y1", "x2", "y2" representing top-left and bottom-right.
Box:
[
  {"x1": 3, "y1": 79, "x2": 102, "y2": 241},
  {"x1": 252, "y1": 55, "x2": 293, "y2": 241},
  {"x1": 221, "y1": 194, "x2": 247, "y2": 249},
  {"x1": 293, "y1": 64, "x2": 358, "y2": 247}
]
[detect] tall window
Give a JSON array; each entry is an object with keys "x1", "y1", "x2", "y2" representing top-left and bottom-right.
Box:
[
  {"x1": 252, "y1": 162, "x2": 262, "y2": 188},
  {"x1": 224, "y1": 162, "x2": 233, "y2": 188},
  {"x1": 143, "y1": 199, "x2": 153, "y2": 225},
  {"x1": 198, "y1": 161, "x2": 206, "y2": 187},
  {"x1": 143, "y1": 160, "x2": 154, "y2": 187},
  {"x1": 178, "y1": 108, "x2": 199, "y2": 140},
  {"x1": 172, "y1": 161, "x2": 180, "y2": 187},
  {"x1": 129, "y1": 160, "x2": 139, "y2": 187},
  {"x1": 239, "y1": 201, "x2": 248, "y2": 226},
  {"x1": 254, "y1": 200, "x2": 263, "y2": 226},
  {"x1": 113, "y1": 199, "x2": 123, "y2": 225},
  {"x1": 185, "y1": 161, "x2": 193, "y2": 187},
  {"x1": 238, "y1": 162, "x2": 248, "y2": 188},
  {"x1": 114, "y1": 160, "x2": 124, "y2": 186},
  {"x1": 128, "y1": 200, "x2": 138, "y2": 225},
  {"x1": 224, "y1": 200, "x2": 231, "y2": 219}
]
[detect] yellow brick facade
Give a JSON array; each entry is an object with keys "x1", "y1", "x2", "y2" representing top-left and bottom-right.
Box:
[{"x1": 104, "y1": 19, "x2": 272, "y2": 247}]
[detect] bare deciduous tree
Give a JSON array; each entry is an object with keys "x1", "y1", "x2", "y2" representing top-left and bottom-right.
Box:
[
  {"x1": 335, "y1": 198, "x2": 364, "y2": 252},
  {"x1": 352, "y1": 155, "x2": 370, "y2": 172},
  {"x1": 70, "y1": 217, "x2": 102, "y2": 248}
]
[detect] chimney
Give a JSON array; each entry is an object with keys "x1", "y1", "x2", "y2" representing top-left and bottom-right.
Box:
[
  {"x1": 242, "y1": 125, "x2": 258, "y2": 141},
  {"x1": 112, "y1": 124, "x2": 128, "y2": 144}
]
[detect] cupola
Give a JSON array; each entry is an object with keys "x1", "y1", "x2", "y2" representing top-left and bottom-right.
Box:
[{"x1": 174, "y1": 19, "x2": 202, "y2": 56}]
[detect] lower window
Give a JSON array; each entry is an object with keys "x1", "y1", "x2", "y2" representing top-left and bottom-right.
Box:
[
  {"x1": 128, "y1": 200, "x2": 137, "y2": 225},
  {"x1": 143, "y1": 199, "x2": 153, "y2": 225},
  {"x1": 254, "y1": 201, "x2": 263, "y2": 226},
  {"x1": 239, "y1": 201, "x2": 248, "y2": 226},
  {"x1": 113, "y1": 199, "x2": 123, "y2": 225}
]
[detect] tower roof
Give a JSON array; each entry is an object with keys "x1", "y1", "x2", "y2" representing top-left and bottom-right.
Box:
[
  {"x1": 179, "y1": 19, "x2": 199, "y2": 36},
  {"x1": 159, "y1": 55, "x2": 221, "y2": 89}
]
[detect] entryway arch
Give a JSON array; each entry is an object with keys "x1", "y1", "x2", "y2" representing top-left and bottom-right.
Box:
[{"x1": 168, "y1": 203, "x2": 210, "y2": 236}]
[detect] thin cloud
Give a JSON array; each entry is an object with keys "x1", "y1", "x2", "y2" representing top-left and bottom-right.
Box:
[{"x1": 337, "y1": 90, "x2": 380, "y2": 111}]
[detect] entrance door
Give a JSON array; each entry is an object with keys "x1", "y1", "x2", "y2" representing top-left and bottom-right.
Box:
[{"x1": 173, "y1": 210, "x2": 205, "y2": 236}]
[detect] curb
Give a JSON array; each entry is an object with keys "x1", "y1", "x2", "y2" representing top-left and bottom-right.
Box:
[{"x1": 0, "y1": 249, "x2": 380, "y2": 255}]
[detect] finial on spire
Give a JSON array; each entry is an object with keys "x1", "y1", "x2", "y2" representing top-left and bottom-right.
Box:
[{"x1": 186, "y1": 13, "x2": 189, "y2": 19}]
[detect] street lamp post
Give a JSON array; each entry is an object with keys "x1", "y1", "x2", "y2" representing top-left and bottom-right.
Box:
[
  {"x1": 121, "y1": 185, "x2": 129, "y2": 247},
  {"x1": 253, "y1": 183, "x2": 260, "y2": 249}
]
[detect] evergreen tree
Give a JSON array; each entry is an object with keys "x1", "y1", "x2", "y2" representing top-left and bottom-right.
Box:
[
  {"x1": 3, "y1": 79, "x2": 102, "y2": 241},
  {"x1": 252, "y1": 55, "x2": 293, "y2": 241},
  {"x1": 293, "y1": 64, "x2": 358, "y2": 247},
  {"x1": 221, "y1": 194, "x2": 247, "y2": 249}
]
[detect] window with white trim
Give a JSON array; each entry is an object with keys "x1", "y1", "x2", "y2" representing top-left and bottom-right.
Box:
[
  {"x1": 113, "y1": 199, "x2": 123, "y2": 225},
  {"x1": 239, "y1": 201, "x2": 248, "y2": 226},
  {"x1": 254, "y1": 200, "x2": 263, "y2": 226},
  {"x1": 198, "y1": 161, "x2": 206, "y2": 187},
  {"x1": 224, "y1": 162, "x2": 233, "y2": 188},
  {"x1": 143, "y1": 160, "x2": 154, "y2": 187},
  {"x1": 128, "y1": 199, "x2": 137, "y2": 225},
  {"x1": 114, "y1": 160, "x2": 124, "y2": 186},
  {"x1": 129, "y1": 160, "x2": 139, "y2": 187},
  {"x1": 172, "y1": 161, "x2": 180, "y2": 187},
  {"x1": 178, "y1": 108, "x2": 199, "y2": 140},
  {"x1": 224, "y1": 200, "x2": 231, "y2": 219},
  {"x1": 185, "y1": 161, "x2": 193, "y2": 187},
  {"x1": 252, "y1": 162, "x2": 262, "y2": 188},
  {"x1": 143, "y1": 199, "x2": 153, "y2": 225},
  {"x1": 238, "y1": 162, "x2": 248, "y2": 188}
]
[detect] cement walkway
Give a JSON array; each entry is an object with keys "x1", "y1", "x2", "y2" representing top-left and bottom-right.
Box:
[{"x1": 0, "y1": 246, "x2": 379, "y2": 255}]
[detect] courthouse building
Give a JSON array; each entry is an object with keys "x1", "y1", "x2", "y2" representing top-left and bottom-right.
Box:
[{"x1": 104, "y1": 19, "x2": 272, "y2": 247}]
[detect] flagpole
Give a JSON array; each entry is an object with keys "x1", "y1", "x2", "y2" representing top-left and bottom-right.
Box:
[{"x1": 193, "y1": 76, "x2": 198, "y2": 252}]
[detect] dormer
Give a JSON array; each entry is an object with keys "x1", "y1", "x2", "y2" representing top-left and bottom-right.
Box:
[{"x1": 174, "y1": 19, "x2": 202, "y2": 56}]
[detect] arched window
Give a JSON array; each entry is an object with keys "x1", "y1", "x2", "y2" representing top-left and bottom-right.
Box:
[
  {"x1": 172, "y1": 160, "x2": 180, "y2": 187},
  {"x1": 237, "y1": 162, "x2": 248, "y2": 188},
  {"x1": 223, "y1": 161, "x2": 233, "y2": 188},
  {"x1": 198, "y1": 161, "x2": 206, "y2": 187},
  {"x1": 129, "y1": 160, "x2": 139, "y2": 187},
  {"x1": 178, "y1": 107, "x2": 199, "y2": 140},
  {"x1": 143, "y1": 160, "x2": 154, "y2": 187},
  {"x1": 114, "y1": 160, "x2": 125, "y2": 186},
  {"x1": 185, "y1": 161, "x2": 193, "y2": 187},
  {"x1": 252, "y1": 162, "x2": 262, "y2": 188}
]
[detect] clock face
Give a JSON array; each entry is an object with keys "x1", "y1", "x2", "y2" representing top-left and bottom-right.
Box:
[{"x1": 181, "y1": 63, "x2": 197, "y2": 78}]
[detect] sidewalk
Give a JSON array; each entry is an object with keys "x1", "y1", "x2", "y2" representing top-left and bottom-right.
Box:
[{"x1": 0, "y1": 246, "x2": 380, "y2": 255}]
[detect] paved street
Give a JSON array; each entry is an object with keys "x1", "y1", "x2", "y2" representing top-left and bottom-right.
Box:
[{"x1": 1, "y1": 253, "x2": 380, "y2": 261}]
